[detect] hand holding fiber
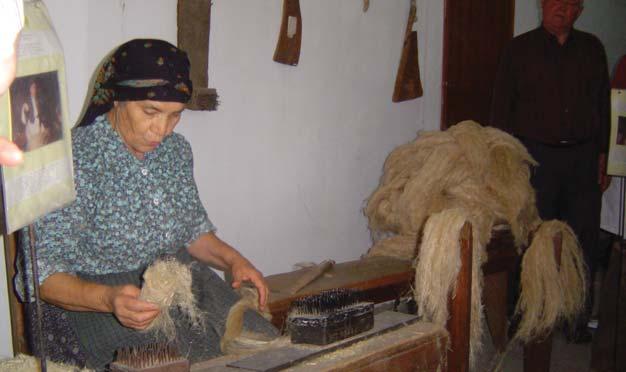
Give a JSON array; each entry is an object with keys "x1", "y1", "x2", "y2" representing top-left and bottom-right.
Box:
[
  {"x1": 230, "y1": 257, "x2": 269, "y2": 310},
  {"x1": 109, "y1": 284, "x2": 160, "y2": 330},
  {"x1": 139, "y1": 258, "x2": 203, "y2": 341}
]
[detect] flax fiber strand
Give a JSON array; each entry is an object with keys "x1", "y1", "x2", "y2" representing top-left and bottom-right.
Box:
[
  {"x1": 220, "y1": 286, "x2": 276, "y2": 355},
  {"x1": 364, "y1": 121, "x2": 586, "y2": 367},
  {"x1": 139, "y1": 258, "x2": 203, "y2": 341},
  {"x1": 515, "y1": 220, "x2": 587, "y2": 342}
]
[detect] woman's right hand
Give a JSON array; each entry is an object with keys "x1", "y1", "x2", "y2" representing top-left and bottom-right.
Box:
[{"x1": 107, "y1": 284, "x2": 160, "y2": 330}]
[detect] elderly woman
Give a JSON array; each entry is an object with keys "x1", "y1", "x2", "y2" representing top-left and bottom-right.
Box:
[{"x1": 16, "y1": 39, "x2": 277, "y2": 370}]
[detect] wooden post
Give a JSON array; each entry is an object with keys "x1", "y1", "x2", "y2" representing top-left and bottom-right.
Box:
[
  {"x1": 483, "y1": 271, "x2": 508, "y2": 351},
  {"x1": 28, "y1": 225, "x2": 47, "y2": 372},
  {"x1": 617, "y1": 241, "x2": 626, "y2": 371},
  {"x1": 446, "y1": 222, "x2": 472, "y2": 372},
  {"x1": 177, "y1": 0, "x2": 218, "y2": 110}
]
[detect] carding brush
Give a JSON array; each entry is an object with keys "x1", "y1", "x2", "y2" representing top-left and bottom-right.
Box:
[
  {"x1": 109, "y1": 342, "x2": 189, "y2": 372},
  {"x1": 286, "y1": 288, "x2": 374, "y2": 345}
]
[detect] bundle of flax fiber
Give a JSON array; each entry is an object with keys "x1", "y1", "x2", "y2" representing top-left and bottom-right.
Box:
[
  {"x1": 364, "y1": 120, "x2": 586, "y2": 365},
  {"x1": 140, "y1": 258, "x2": 204, "y2": 340}
]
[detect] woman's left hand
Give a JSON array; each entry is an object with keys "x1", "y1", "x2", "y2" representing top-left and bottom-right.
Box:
[
  {"x1": 187, "y1": 232, "x2": 270, "y2": 310},
  {"x1": 230, "y1": 257, "x2": 269, "y2": 310}
]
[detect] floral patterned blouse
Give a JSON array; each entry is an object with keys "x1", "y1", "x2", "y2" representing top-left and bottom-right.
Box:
[{"x1": 17, "y1": 114, "x2": 215, "y2": 301}]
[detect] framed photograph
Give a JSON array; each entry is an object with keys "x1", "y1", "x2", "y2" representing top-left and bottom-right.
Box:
[
  {"x1": 0, "y1": 3, "x2": 75, "y2": 234},
  {"x1": 608, "y1": 89, "x2": 626, "y2": 176},
  {"x1": 9, "y1": 71, "x2": 64, "y2": 152}
]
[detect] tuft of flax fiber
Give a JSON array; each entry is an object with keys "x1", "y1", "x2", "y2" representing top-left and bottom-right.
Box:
[
  {"x1": 364, "y1": 121, "x2": 540, "y2": 254},
  {"x1": 220, "y1": 286, "x2": 276, "y2": 355},
  {"x1": 514, "y1": 220, "x2": 587, "y2": 343},
  {"x1": 364, "y1": 121, "x2": 587, "y2": 367},
  {"x1": 140, "y1": 258, "x2": 204, "y2": 341},
  {"x1": 414, "y1": 208, "x2": 485, "y2": 365}
]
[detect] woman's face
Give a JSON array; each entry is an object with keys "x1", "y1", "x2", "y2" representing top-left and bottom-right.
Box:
[{"x1": 112, "y1": 100, "x2": 185, "y2": 159}]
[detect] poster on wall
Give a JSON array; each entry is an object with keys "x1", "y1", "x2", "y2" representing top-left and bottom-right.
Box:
[
  {"x1": 0, "y1": 0, "x2": 75, "y2": 234},
  {"x1": 607, "y1": 89, "x2": 626, "y2": 176}
]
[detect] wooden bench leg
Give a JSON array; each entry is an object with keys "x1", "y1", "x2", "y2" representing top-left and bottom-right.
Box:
[
  {"x1": 484, "y1": 271, "x2": 509, "y2": 352},
  {"x1": 523, "y1": 333, "x2": 553, "y2": 372},
  {"x1": 446, "y1": 222, "x2": 472, "y2": 372}
]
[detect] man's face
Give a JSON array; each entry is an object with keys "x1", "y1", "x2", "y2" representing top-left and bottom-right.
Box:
[{"x1": 542, "y1": 0, "x2": 583, "y2": 34}]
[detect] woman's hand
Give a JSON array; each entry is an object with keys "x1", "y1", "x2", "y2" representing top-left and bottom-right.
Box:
[
  {"x1": 230, "y1": 257, "x2": 269, "y2": 310},
  {"x1": 107, "y1": 284, "x2": 160, "y2": 330},
  {"x1": 40, "y1": 273, "x2": 159, "y2": 329},
  {"x1": 187, "y1": 233, "x2": 270, "y2": 311}
]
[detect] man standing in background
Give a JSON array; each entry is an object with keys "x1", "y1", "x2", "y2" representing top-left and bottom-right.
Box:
[
  {"x1": 490, "y1": 0, "x2": 610, "y2": 342},
  {"x1": 0, "y1": 0, "x2": 25, "y2": 166}
]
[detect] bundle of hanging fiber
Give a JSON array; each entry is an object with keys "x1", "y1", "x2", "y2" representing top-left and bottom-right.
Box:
[{"x1": 363, "y1": 121, "x2": 586, "y2": 364}]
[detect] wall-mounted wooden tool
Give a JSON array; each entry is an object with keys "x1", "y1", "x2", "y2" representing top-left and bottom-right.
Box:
[
  {"x1": 392, "y1": 0, "x2": 423, "y2": 102},
  {"x1": 273, "y1": 0, "x2": 302, "y2": 66},
  {"x1": 284, "y1": 260, "x2": 335, "y2": 295},
  {"x1": 177, "y1": 0, "x2": 218, "y2": 110}
]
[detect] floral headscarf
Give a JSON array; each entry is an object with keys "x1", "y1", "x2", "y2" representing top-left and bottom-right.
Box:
[{"x1": 78, "y1": 39, "x2": 193, "y2": 127}]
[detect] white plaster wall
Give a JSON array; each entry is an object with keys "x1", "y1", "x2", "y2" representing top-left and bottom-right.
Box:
[{"x1": 37, "y1": 0, "x2": 444, "y2": 278}]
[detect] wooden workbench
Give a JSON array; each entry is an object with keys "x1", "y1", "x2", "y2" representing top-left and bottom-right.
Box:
[
  {"x1": 265, "y1": 256, "x2": 414, "y2": 329},
  {"x1": 190, "y1": 321, "x2": 448, "y2": 372}
]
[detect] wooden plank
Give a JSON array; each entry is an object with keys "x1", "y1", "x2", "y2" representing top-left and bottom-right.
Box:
[
  {"x1": 227, "y1": 311, "x2": 419, "y2": 372},
  {"x1": 191, "y1": 321, "x2": 447, "y2": 372},
  {"x1": 311, "y1": 322, "x2": 447, "y2": 372},
  {"x1": 266, "y1": 257, "x2": 413, "y2": 329},
  {"x1": 446, "y1": 222, "x2": 472, "y2": 372},
  {"x1": 177, "y1": 0, "x2": 218, "y2": 110}
]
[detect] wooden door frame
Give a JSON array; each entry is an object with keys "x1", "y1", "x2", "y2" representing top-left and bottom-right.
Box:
[{"x1": 440, "y1": 0, "x2": 515, "y2": 130}]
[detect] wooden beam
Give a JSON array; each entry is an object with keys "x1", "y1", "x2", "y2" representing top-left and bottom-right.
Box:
[
  {"x1": 446, "y1": 222, "x2": 472, "y2": 372},
  {"x1": 177, "y1": 0, "x2": 218, "y2": 110}
]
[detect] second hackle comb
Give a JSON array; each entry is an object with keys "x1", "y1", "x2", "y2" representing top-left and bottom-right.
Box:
[{"x1": 110, "y1": 342, "x2": 189, "y2": 372}]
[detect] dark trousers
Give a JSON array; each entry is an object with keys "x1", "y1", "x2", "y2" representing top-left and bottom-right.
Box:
[{"x1": 522, "y1": 139, "x2": 601, "y2": 324}]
